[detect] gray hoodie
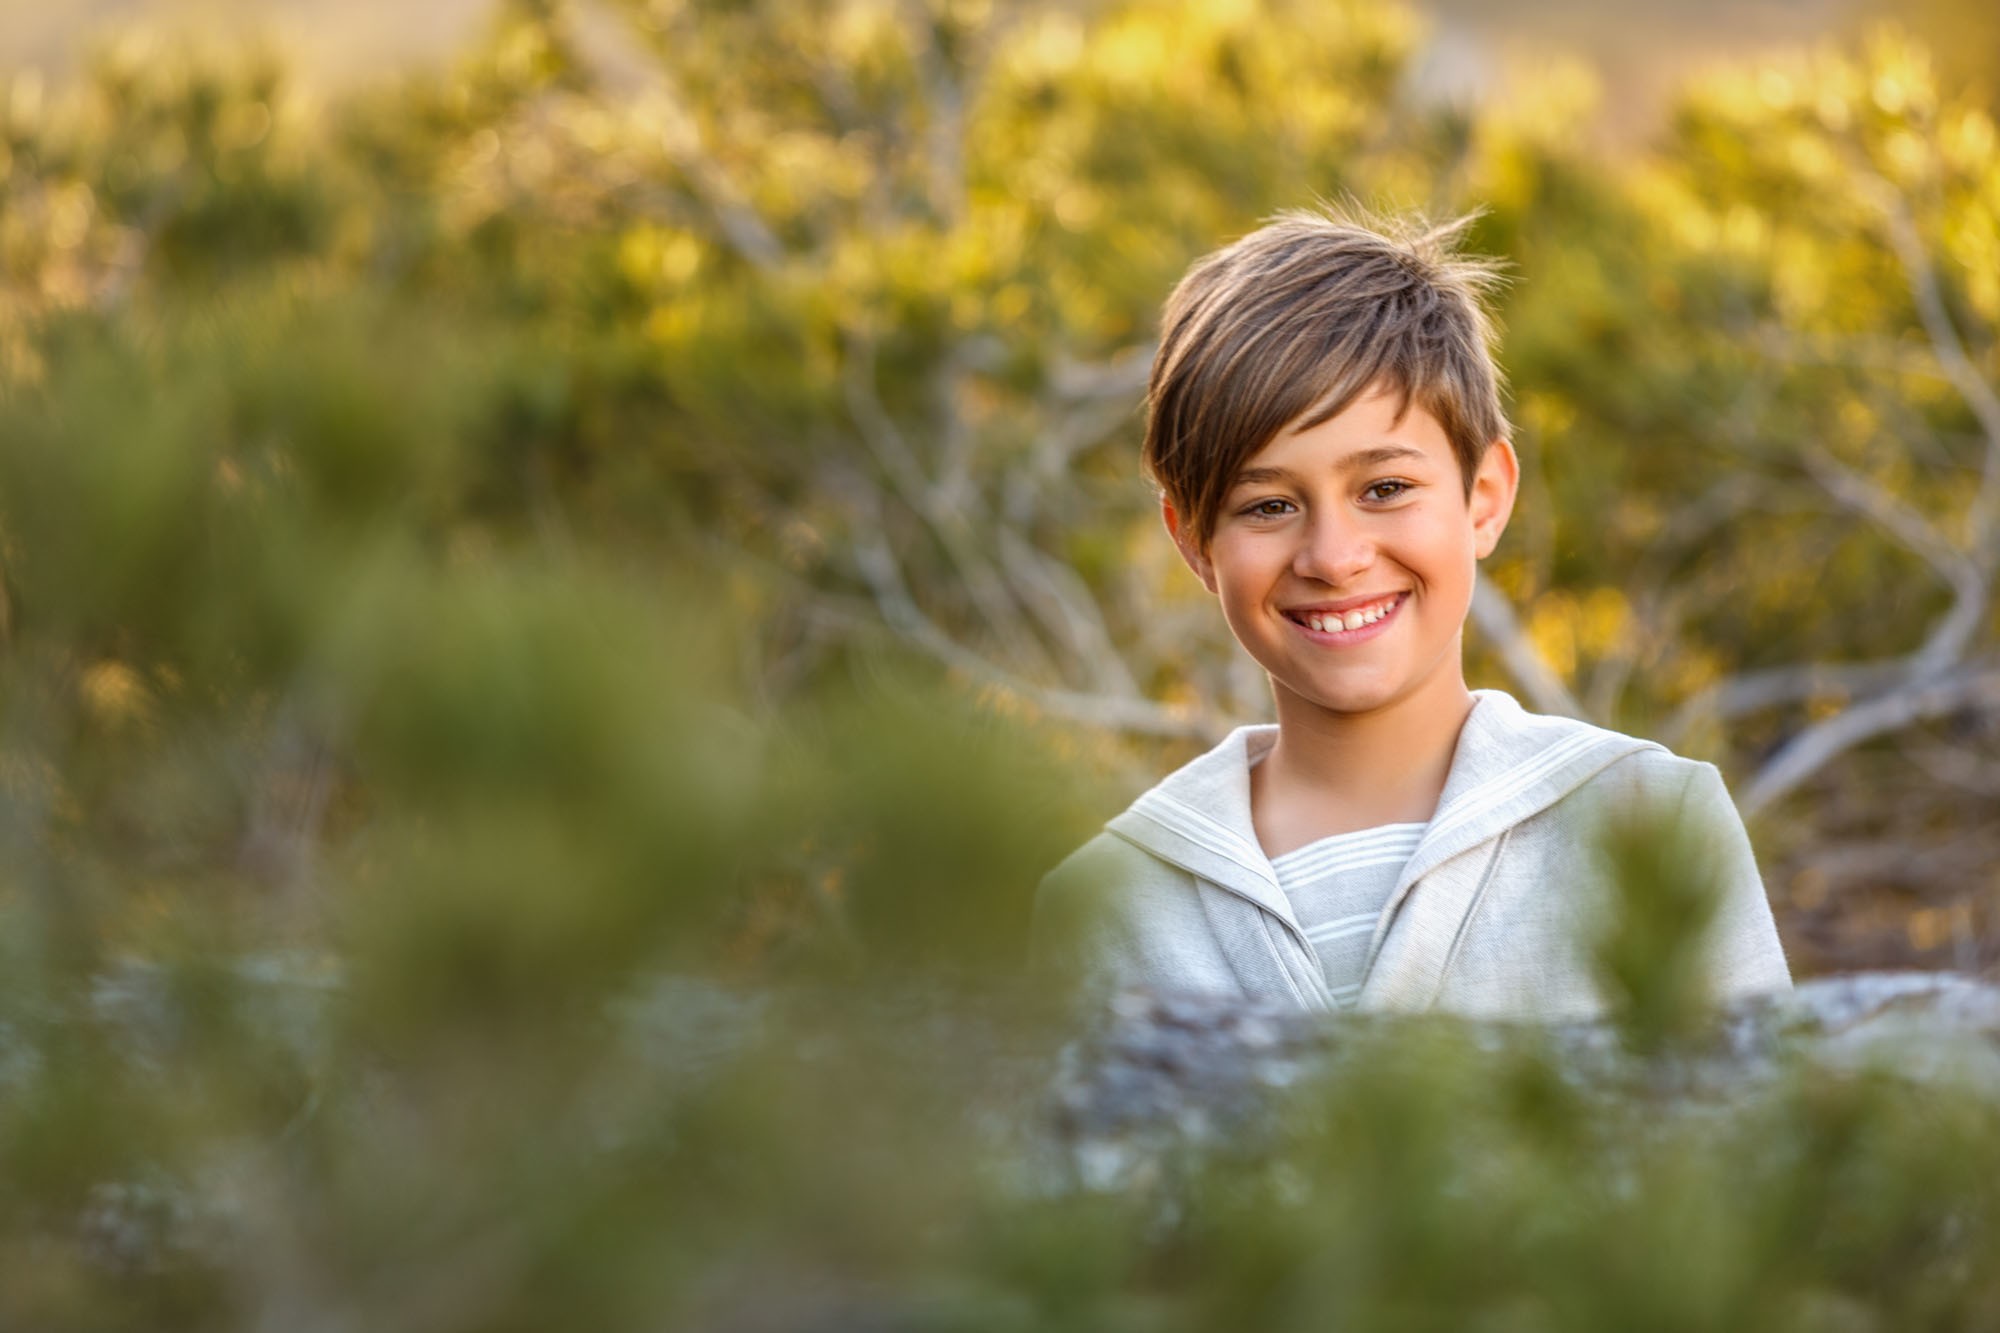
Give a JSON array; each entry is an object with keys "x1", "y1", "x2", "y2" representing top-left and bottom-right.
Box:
[{"x1": 1032, "y1": 690, "x2": 1792, "y2": 1021}]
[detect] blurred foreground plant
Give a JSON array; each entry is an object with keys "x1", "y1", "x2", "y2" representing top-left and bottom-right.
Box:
[
  {"x1": 1592, "y1": 803, "x2": 1728, "y2": 1055},
  {"x1": 0, "y1": 276, "x2": 1102, "y2": 1326}
]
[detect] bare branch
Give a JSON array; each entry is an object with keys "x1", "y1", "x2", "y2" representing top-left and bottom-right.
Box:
[
  {"x1": 1791, "y1": 828, "x2": 2000, "y2": 891},
  {"x1": 802, "y1": 46, "x2": 869, "y2": 135},
  {"x1": 995, "y1": 527, "x2": 1142, "y2": 698},
  {"x1": 1662, "y1": 657, "x2": 1914, "y2": 748},
  {"x1": 1047, "y1": 345, "x2": 1157, "y2": 402},
  {"x1": 1798, "y1": 445, "x2": 1967, "y2": 584},
  {"x1": 933, "y1": 340, "x2": 1000, "y2": 515},
  {"x1": 1742, "y1": 661, "x2": 2000, "y2": 815},
  {"x1": 895, "y1": 0, "x2": 967, "y2": 224},
  {"x1": 840, "y1": 334, "x2": 1060, "y2": 677},
  {"x1": 1901, "y1": 739, "x2": 2000, "y2": 799},
  {"x1": 1747, "y1": 322, "x2": 1965, "y2": 382},
  {"x1": 1468, "y1": 575, "x2": 1585, "y2": 719},
  {"x1": 1639, "y1": 472, "x2": 1776, "y2": 569},
  {"x1": 850, "y1": 517, "x2": 1221, "y2": 741},
  {"x1": 650, "y1": 81, "x2": 785, "y2": 270},
  {"x1": 1008, "y1": 346, "x2": 1153, "y2": 522},
  {"x1": 1021, "y1": 396, "x2": 1142, "y2": 502},
  {"x1": 1583, "y1": 588, "x2": 1653, "y2": 725},
  {"x1": 840, "y1": 333, "x2": 934, "y2": 486},
  {"x1": 1797, "y1": 444, "x2": 1991, "y2": 675},
  {"x1": 1871, "y1": 187, "x2": 2000, "y2": 547},
  {"x1": 1916, "y1": 575, "x2": 1996, "y2": 680}
]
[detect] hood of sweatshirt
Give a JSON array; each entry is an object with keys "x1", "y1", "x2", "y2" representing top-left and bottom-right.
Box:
[{"x1": 1102, "y1": 689, "x2": 1661, "y2": 1011}]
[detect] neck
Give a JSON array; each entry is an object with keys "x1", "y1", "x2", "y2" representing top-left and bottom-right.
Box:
[{"x1": 1257, "y1": 668, "x2": 1476, "y2": 838}]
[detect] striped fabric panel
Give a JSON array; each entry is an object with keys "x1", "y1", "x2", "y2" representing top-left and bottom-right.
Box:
[
  {"x1": 1275, "y1": 845, "x2": 1420, "y2": 885},
  {"x1": 1273, "y1": 823, "x2": 1425, "y2": 1007},
  {"x1": 1272, "y1": 823, "x2": 1425, "y2": 884},
  {"x1": 1303, "y1": 912, "x2": 1378, "y2": 945},
  {"x1": 1271, "y1": 821, "x2": 1425, "y2": 866}
]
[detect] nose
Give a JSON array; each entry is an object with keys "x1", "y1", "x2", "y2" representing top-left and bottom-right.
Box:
[{"x1": 1292, "y1": 509, "x2": 1375, "y2": 586}]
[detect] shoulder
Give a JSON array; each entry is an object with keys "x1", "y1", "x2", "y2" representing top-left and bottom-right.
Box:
[
  {"x1": 1537, "y1": 736, "x2": 1792, "y2": 998},
  {"x1": 1475, "y1": 691, "x2": 1708, "y2": 796},
  {"x1": 1471, "y1": 688, "x2": 1672, "y2": 761},
  {"x1": 1600, "y1": 744, "x2": 1712, "y2": 794},
  {"x1": 1028, "y1": 830, "x2": 1204, "y2": 995},
  {"x1": 1035, "y1": 831, "x2": 1180, "y2": 916},
  {"x1": 1531, "y1": 740, "x2": 1754, "y2": 870},
  {"x1": 1592, "y1": 743, "x2": 1736, "y2": 815}
]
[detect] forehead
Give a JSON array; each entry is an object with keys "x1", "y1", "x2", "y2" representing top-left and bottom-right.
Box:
[{"x1": 1231, "y1": 387, "x2": 1452, "y2": 483}]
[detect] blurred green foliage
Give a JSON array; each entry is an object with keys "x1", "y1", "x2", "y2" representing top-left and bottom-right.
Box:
[
  {"x1": 2, "y1": 0, "x2": 2000, "y2": 1326},
  {"x1": 1591, "y1": 804, "x2": 1727, "y2": 1055}
]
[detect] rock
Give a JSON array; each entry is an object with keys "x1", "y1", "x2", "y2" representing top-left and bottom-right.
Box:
[{"x1": 1038, "y1": 974, "x2": 2000, "y2": 1192}]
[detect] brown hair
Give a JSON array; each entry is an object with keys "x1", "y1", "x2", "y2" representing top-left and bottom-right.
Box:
[{"x1": 1144, "y1": 205, "x2": 1510, "y2": 550}]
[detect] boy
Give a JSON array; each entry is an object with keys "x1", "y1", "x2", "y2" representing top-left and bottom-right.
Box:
[{"x1": 1033, "y1": 207, "x2": 1790, "y2": 1021}]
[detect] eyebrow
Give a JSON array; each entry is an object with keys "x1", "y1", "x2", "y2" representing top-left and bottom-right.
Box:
[{"x1": 1230, "y1": 445, "x2": 1428, "y2": 488}]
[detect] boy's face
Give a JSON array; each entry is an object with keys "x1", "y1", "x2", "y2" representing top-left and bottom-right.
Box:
[{"x1": 1165, "y1": 384, "x2": 1518, "y2": 724}]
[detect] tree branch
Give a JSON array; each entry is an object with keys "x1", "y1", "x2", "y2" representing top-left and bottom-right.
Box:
[
  {"x1": 1798, "y1": 444, "x2": 1966, "y2": 584},
  {"x1": 1871, "y1": 186, "x2": 2000, "y2": 549},
  {"x1": 1662, "y1": 657, "x2": 1915, "y2": 748},
  {"x1": 849, "y1": 516, "x2": 1221, "y2": 741},
  {"x1": 1901, "y1": 738, "x2": 2000, "y2": 799},
  {"x1": 1791, "y1": 828, "x2": 2000, "y2": 890},
  {"x1": 1468, "y1": 575, "x2": 1584, "y2": 719},
  {"x1": 1047, "y1": 345, "x2": 1157, "y2": 402},
  {"x1": 840, "y1": 334, "x2": 1060, "y2": 677},
  {"x1": 1742, "y1": 661, "x2": 2000, "y2": 815},
  {"x1": 995, "y1": 526, "x2": 1142, "y2": 698},
  {"x1": 1797, "y1": 443, "x2": 1990, "y2": 676},
  {"x1": 895, "y1": 0, "x2": 967, "y2": 226},
  {"x1": 650, "y1": 80, "x2": 785, "y2": 270}
]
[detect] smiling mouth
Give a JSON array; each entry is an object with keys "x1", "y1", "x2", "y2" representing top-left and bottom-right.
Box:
[{"x1": 1284, "y1": 592, "x2": 1407, "y2": 635}]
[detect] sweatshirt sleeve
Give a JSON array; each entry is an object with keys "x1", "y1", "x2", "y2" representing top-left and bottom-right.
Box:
[
  {"x1": 1678, "y1": 761, "x2": 1793, "y2": 1001},
  {"x1": 1028, "y1": 838, "x2": 1132, "y2": 1004}
]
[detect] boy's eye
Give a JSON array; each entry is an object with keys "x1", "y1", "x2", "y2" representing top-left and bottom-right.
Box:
[
  {"x1": 1363, "y1": 480, "x2": 1413, "y2": 502},
  {"x1": 1243, "y1": 498, "x2": 1295, "y2": 518}
]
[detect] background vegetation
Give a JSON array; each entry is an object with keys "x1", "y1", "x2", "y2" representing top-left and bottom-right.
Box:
[{"x1": 2, "y1": 0, "x2": 1998, "y2": 1326}]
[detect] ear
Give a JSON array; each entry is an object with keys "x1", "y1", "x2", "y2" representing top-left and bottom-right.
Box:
[
  {"x1": 1161, "y1": 495, "x2": 1217, "y2": 594},
  {"x1": 1470, "y1": 438, "x2": 1519, "y2": 561}
]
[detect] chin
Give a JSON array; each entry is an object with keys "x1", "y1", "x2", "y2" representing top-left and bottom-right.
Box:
[{"x1": 1279, "y1": 679, "x2": 1406, "y2": 718}]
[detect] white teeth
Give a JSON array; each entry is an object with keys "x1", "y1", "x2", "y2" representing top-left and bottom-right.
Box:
[
  {"x1": 1298, "y1": 596, "x2": 1401, "y2": 633},
  {"x1": 1299, "y1": 595, "x2": 1401, "y2": 633}
]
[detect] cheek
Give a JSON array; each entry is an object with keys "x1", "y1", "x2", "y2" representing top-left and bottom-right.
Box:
[
  {"x1": 1211, "y1": 549, "x2": 1279, "y2": 609},
  {"x1": 1209, "y1": 569, "x2": 1270, "y2": 638},
  {"x1": 1214, "y1": 579, "x2": 1256, "y2": 625}
]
